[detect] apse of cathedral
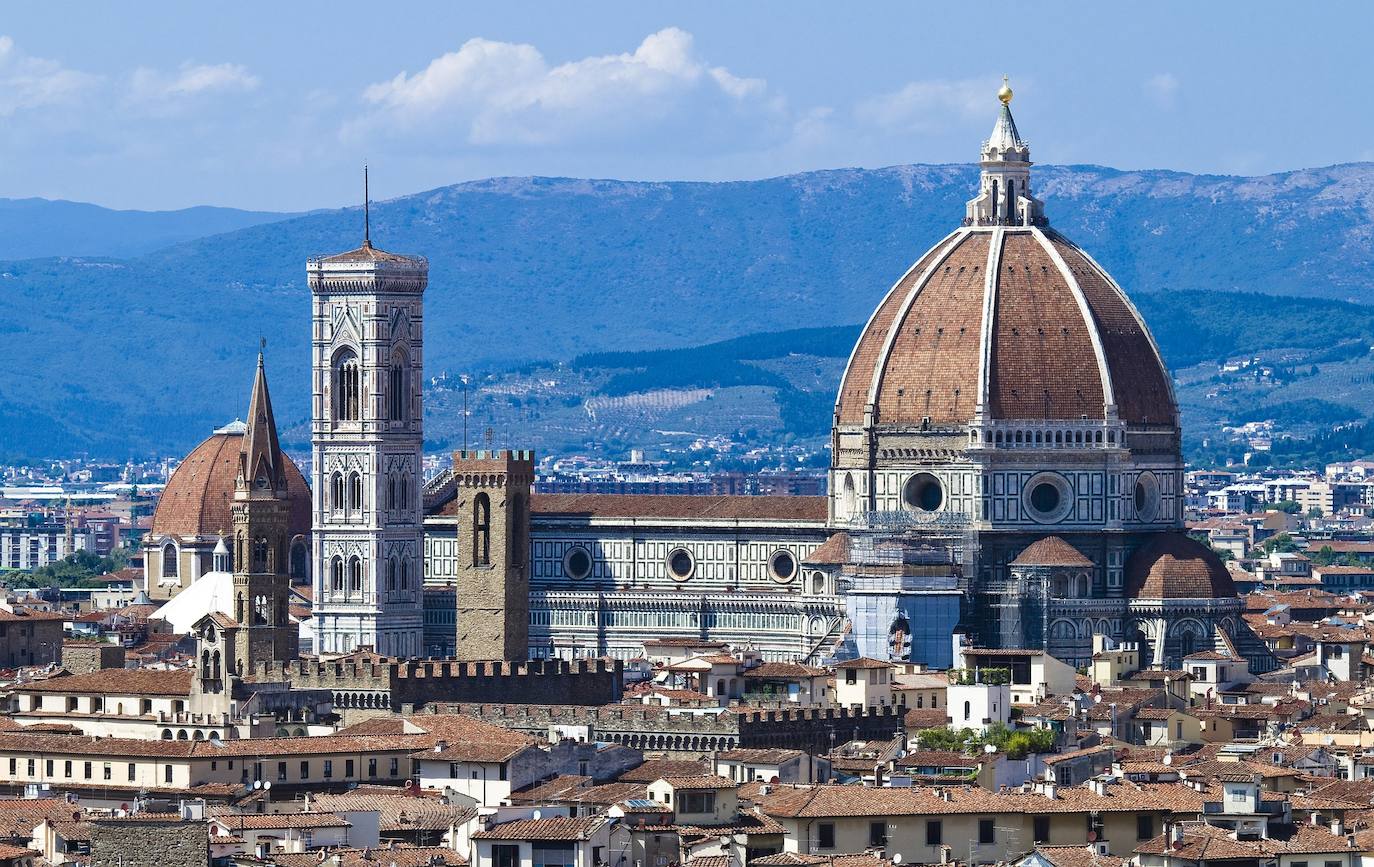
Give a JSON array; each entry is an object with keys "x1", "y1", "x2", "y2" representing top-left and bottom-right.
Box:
[{"x1": 147, "y1": 80, "x2": 1271, "y2": 675}]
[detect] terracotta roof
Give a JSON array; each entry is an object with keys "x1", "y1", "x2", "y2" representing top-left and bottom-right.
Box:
[
  {"x1": 0, "y1": 798, "x2": 82, "y2": 839},
  {"x1": 307, "y1": 787, "x2": 475, "y2": 832},
  {"x1": 151, "y1": 431, "x2": 310, "y2": 539},
  {"x1": 718, "y1": 749, "x2": 806, "y2": 765},
  {"x1": 272, "y1": 847, "x2": 465, "y2": 867},
  {"x1": 617, "y1": 759, "x2": 711, "y2": 782},
  {"x1": 1033, "y1": 845, "x2": 1125, "y2": 867},
  {"x1": 803, "y1": 532, "x2": 850, "y2": 566},
  {"x1": 1012, "y1": 537, "x2": 1094, "y2": 568},
  {"x1": 835, "y1": 227, "x2": 1176, "y2": 428},
  {"x1": 1126, "y1": 533, "x2": 1237, "y2": 600},
  {"x1": 314, "y1": 242, "x2": 423, "y2": 265},
  {"x1": 757, "y1": 780, "x2": 1216, "y2": 819},
  {"x1": 212, "y1": 813, "x2": 350, "y2": 830},
  {"x1": 832, "y1": 657, "x2": 891, "y2": 670},
  {"x1": 744, "y1": 662, "x2": 827, "y2": 679},
  {"x1": 520, "y1": 493, "x2": 827, "y2": 523},
  {"x1": 18, "y1": 668, "x2": 193, "y2": 696},
  {"x1": 658, "y1": 774, "x2": 736, "y2": 790},
  {"x1": 472, "y1": 817, "x2": 603, "y2": 841}
]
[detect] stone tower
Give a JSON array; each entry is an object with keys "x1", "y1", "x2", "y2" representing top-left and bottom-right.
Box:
[
  {"x1": 451, "y1": 450, "x2": 533, "y2": 661},
  {"x1": 228, "y1": 352, "x2": 299, "y2": 674},
  {"x1": 308, "y1": 222, "x2": 427, "y2": 658}
]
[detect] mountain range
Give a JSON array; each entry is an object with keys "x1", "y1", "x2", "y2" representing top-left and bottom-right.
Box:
[{"x1": 4, "y1": 161, "x2": 1374, "y2": 460}]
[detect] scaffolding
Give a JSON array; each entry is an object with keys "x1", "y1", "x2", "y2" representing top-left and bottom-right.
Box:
[{"x1": 837, "y1": 510, "x2": 977, "y2": 668}]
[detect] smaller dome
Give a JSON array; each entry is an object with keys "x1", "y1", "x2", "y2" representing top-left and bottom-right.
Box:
[
  {"x1": 151, "y1": 430, "x2": 310, "y2": 539},
  {"x1": 1126, "y1": 534, "x2": 1236, "y2": 600},
  {"x1": 1010, "y1": 536, "x2": 1093, "y2": 568}
]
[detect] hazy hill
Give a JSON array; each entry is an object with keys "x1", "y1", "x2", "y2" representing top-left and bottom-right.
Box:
[
  {"x1": 5, "y1": 161, "x2": 1374, "y2": 459},
  {"x1": 0, "y1": 198, "x2": 293, "y2": 260}
]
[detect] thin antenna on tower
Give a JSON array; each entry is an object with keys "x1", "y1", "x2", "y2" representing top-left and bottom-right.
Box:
[{"x1": 363, "y1": 164, "x2": 371, "y2": 246}]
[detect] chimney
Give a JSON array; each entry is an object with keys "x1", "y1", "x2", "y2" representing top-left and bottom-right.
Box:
[{"x1": 1332, "y1": 819, "x2": 1345, "y2": 836}]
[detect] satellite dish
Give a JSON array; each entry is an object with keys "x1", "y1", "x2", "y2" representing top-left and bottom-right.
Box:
[
  {"x1": 253, "y1": 781, "x2": 262, "y2": 790},
  {"x1": 264, "y1": 781, "x2": 272, "y2": 790},
  {"x1": 892, "y1": 856, "x2": 903, "y2": 865},
  {"x1": 532, "y1": 810, "x2": 542, "y2": 821},
  {"x1": 1162, "y1": 754, "x2": 1172, "y2": 766},
  {"x1": 984, "y1": 744, "x2": 997, "y2": 754}
]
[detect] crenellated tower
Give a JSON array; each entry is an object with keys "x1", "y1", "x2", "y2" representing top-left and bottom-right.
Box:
[{"x1": 308, "y1": 191, "x2": 427, "y2": 658}]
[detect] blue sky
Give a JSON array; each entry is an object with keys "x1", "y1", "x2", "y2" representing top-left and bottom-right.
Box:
[{"x1": 0, "y1": 2, "x2": 1364, "y2": 210}]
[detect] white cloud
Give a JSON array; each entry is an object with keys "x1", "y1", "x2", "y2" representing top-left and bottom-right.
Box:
[
  {"x1": 854, "y1": 78, "x2": 994, "y2": 133},
  {"x1": 1143, "y1": 73, "x2": 1180, "y2": 109},
  {"x1": 352, "y1": 28, "x2": 777, "y2": 149},
  {"x1": 130, "y1": 62, "x2": 260, "y2": 103},
  {"x1": 0, "y1": 35, "x2": 97, "y2": 117}
]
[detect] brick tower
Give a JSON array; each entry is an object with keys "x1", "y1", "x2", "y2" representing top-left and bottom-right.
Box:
[
  {"x1": 451, "y1": 450, "x2": 534, "y2": 660},
  {"x1": 228, "y1": 352, "x2": 299, "y2": 674}
]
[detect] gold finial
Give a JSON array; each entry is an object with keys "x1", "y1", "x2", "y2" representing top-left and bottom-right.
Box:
[{"x1": 998, "y1": 74, "x2": 1013, "y2": 106}]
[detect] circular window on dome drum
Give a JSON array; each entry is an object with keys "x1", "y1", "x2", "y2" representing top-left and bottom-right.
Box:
[
  {"x1": 769, "y1": 550, "x2": 798, "y2": 583},
  {"x1": 902, "y1": 472, "x2": 944, "y2": 512},
  {"x1": 1022, "y1": 472, "x2": 1073, "y2": 524},
  {"x1": 1134, "y1": 471, "x2": 1161, "y2": 523},
  {"x1": 667, "y1": 547, "x2": 695, "y2": 581},
  {"x1": 562, "y1": 546, "x2": 592, "y2": 580}
]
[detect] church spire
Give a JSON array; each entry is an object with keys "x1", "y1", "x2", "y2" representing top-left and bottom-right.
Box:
[
  {"x1": 965, "y1": 75, "x2": 1044, "y2": 227},
  {"x1": 239, "y1": 343, "x2": 283, "y2": 493}
]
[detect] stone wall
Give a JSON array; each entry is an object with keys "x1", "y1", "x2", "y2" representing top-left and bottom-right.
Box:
[
  {"x1": 434, "y1": 702, "x2": 905, "y2": 757},
  {"x1": 253, "y1": 657, "x2": 622, "y2": 714},
  {"x1": 89, "y1": 818, "x2": 207, "y2": 867},
  {"x1": 62, "y1": 642, "x2": 126, "y2": 674}
]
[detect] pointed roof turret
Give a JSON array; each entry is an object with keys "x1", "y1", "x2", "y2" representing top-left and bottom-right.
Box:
[
  {"x1": 239, "y1": 347, "x2": 283, "y2": 492},
  {"x1": 987, "y1": 75, "x2": 1026, "y2": 152}
]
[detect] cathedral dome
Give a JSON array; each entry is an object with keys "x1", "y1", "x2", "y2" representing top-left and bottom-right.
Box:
[
  {"x1": 834, "y1": 87, "x2": 1176, "y2": 433},
  {"x1": 151, "y1": 424, "x2": 311, "y2": 539},
  {"x1": 1125, "y1": 533, "x2": 1236, "y2": 600},
  {"x1": 835, "y1": 228, "x2": 1176, "y2": 430}
]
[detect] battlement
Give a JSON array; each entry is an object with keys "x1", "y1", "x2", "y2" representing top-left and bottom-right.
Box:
[
  {"x1": 251, "y1": 656, "x2": 621, "y2": 711},
  {"x1": 452, "y1": 449, "x2": 536, "y2": 472}
]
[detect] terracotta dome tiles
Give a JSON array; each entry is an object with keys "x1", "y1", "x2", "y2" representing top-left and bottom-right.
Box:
[
  {"x1": 151, "y1": 432, "x2": 312, "y2": 540},
  {"x1": 834, "y1": 227, "x2": 1178, "y2": 431},
  {"x1": 988, "y1": 232, "x2": 1103, "y2": 420},
  {"x1": 872, "y1": 232, "x2": 989, "y2": 425}
]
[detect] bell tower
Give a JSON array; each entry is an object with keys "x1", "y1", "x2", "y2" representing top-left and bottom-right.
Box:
[
  {"x1": 228, "y1": 351, "x2": 299, "y2": 675},
  {"x1": 309, "y1": 173, "x2": 427, "y2": 658}
]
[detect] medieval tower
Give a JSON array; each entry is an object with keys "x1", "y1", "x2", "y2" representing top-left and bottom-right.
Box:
[
  {"x1": 229, "y1": 352, "x2": 301, "y2": 673},
  {"x1": 308, "y1": 207, "x2": 427, "y2": 658},
  {"x1": 451, "y1": 450, "x2": 533, "y2": 660}
]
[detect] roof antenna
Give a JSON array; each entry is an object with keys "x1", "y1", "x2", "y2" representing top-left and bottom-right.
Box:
[{"x1": 363, "y1": 164, "x2": 371, "y2": 247}]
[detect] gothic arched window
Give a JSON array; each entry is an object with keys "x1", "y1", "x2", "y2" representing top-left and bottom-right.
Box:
[
  {"x1": 252, "y1": 537, "x2": 269, "y2": 573},
  {"x1": 386, "y1": 559, "x2": 396, "y2": 592},
  {"x1": 348, "y1": 557, "x2": 363, "y2": 593},
  {"x1": 201, "y1": 650, "x2": 211, "y2": 680},
  {"x1": 330, "y1": 556, "x2": 344, "y2": 592},
  {"x1": 473, "y1": 493, "x2": 491, "y2": 567},
  {"x1": 161, "y1": 542, "x2": 178, "y2": 578},
  {"x1": 333, "y1": 348, "x2": 361, "y2": 422},
  {"x1": 348, "y1": 472, "x2": 363, "y2": 513},
  {"x1": 389, "y1": 352, "x2": 408, "y2": 422},
  {"x1": 399, "y1": 558, "x2": 409, "y2": 589},
  {"x1": 212, "y1": 650, "x2": 221, "y2": 680},
  {"x1": 289, "y1": 539, "x2": 308, "y2": 582},
  {"x1": 387, "y1": 474, "x2": 396, "y2": 510},
  {"x1": 330, "y1": 472, "x2": 344, "y2": 513},
  {"x1": 398, "y1": 475, "x2": 409, "y2": 511}
]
